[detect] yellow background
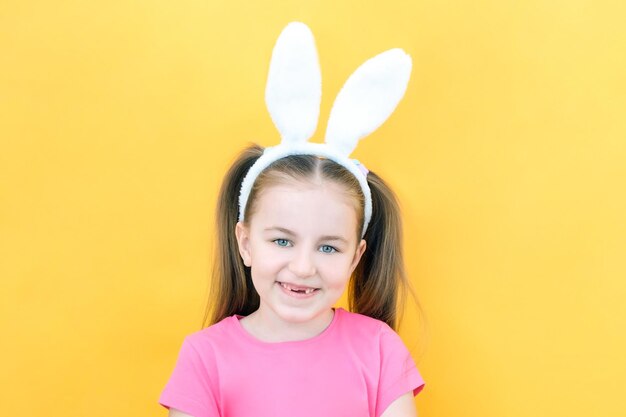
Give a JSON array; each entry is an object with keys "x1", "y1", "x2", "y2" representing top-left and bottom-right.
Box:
[{"x1": 1, "y1": 1, "x2": 625, "y2": 416}]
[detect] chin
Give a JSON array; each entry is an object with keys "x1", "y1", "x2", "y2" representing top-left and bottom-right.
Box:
[{"x1": 276, "y1": 302, "x2": 337, "y2": 323}]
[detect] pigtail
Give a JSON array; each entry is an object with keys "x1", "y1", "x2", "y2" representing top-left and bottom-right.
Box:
[
  {"x1": 349, "y1": 171, "x2": 422, "y2": 333},
  {"x1": 202, "y1": 143, "x2": 263, "y2": 327}
]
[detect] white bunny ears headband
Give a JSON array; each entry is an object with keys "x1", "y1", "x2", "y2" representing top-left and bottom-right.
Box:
[{"x1": 238, "y1": 21, "x2": 412, "y2": 238}]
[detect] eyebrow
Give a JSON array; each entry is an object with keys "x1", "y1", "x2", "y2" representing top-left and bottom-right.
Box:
[{"x1": 263, "y1": 226, "x2": 349, "y2": 244}]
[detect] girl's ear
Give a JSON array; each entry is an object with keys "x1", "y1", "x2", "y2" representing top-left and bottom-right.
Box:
[
  {"x1": 349, "y1": 239, "x2": 367, "y2": 274},
  {"x1": 235, "y1": 222, "x2": 252, "y2": 267}
]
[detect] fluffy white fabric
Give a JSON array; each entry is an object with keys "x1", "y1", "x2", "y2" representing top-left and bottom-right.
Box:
[
  {"x1": 325, "y1": 48, "x2": 412, "y2": 156},
  {"x1": 238, "y1": 21, "x2": 412, "y2": 239},
  {"x1": 265, "y1": 22, "x2": 321, "y2": 144}
]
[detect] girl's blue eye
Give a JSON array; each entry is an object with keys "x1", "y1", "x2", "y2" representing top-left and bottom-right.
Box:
[
  {"x1": 320, "y1": 245, "x2": 337, "y2": 254},
  {"x1": 274, "y1": 239, "x2": 291, "y2": 247}
]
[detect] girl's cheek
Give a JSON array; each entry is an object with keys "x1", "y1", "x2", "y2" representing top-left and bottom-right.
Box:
[{"x1": 321, "y1": 259, "x2": 352, "y2": 277}]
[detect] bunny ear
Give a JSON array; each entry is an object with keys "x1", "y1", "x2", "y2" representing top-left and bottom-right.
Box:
[
  {"x1": 324, "y1": 48, "x2": 412, "y2": 156},
  {"x1": 265, "y1": 22, "x2": 322, "y2": 145}
]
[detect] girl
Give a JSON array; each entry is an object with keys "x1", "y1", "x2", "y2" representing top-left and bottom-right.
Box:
[{"x1": 158, "y1": 22, "x2": 426, "y2": 417}]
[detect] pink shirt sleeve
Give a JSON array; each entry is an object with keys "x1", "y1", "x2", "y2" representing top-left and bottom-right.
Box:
[
  {"x1": 375, "y1": 324, "x2": 426, "y2": 417},
  {"x1": 158, "y1": 337, "x2": 220, "y2": 417}
]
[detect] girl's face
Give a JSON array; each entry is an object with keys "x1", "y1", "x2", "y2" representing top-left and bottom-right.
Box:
[{"x1": 235, "y1": 179, "x2": 366, "y2": 328}]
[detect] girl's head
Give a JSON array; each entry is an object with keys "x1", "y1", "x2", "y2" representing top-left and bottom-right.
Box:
[
  {"x1": 204, "y1": 143, "x2": 421, "y2": 332},
  {"x1": 234, "y1": 153, "x2": 368, "y2": 326}
]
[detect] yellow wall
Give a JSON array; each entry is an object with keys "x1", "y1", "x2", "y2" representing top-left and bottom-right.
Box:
[{"x1": 1, "y1": 1, "x2": 624, "y2": 416}]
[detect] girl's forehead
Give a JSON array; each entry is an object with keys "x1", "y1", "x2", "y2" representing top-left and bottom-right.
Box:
[
  {"x1": 258, "y1": 181, "x2": 356, "y2": 209},
  {"x1": 250, "y1": 182, "x2": 359, "y2": 235}
]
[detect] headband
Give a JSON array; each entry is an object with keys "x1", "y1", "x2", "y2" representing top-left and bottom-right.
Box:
[{"x1": 238, "y1": 21, "x2": 412, "y2": 239}]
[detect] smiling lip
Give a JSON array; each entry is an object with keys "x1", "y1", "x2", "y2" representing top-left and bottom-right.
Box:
[
  {"x1": 276, "y1": 281, "x2": 319, "y2": 290},
  {"x1": 277, "y1": 282, "x2": 320, "y2": 298}
]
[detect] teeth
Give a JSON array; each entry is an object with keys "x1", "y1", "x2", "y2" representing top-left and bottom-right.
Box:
[{"x1": 280, "y1": 282, "x2": 317, "y2": 294}]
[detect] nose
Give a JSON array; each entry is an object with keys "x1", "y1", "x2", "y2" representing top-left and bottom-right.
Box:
[{"x1": 288, "y1": 246, "x2": 316, "y2": 278}]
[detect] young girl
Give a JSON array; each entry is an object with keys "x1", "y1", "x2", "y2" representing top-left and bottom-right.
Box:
[{"x1": 158, "y1": 22, "x2": 426, "y2": 417}]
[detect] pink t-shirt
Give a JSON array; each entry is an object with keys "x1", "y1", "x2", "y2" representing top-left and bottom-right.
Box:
[{"x1": 158, "y1": 307, "x2": 425, "y2": 417}]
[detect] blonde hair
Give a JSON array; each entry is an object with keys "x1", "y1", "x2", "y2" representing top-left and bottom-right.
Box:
[{"x1": 202, "y1": 143, "x2": 425, "y2": 335}]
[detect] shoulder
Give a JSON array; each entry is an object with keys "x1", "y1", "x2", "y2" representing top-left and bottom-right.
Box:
[
  {"x1": 335, "y1": 308, "x2": 393, "y2": 351},
  {"x1": 336, "y1": 308, "x2": 413, "y2": 358},
  {"x1": 337, "y1": 307, "x2": 391, "y2": 337},
  {"x1": 178, "y1": 314, "x2": 237, "y2": 358}
]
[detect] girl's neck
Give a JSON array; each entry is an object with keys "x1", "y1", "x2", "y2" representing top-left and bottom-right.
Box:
[{"x1": 240, "y1": 307, "x2": 335, "y2": 343}]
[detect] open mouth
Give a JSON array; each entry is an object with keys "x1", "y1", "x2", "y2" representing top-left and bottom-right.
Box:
[{"x1": 277, "y1": 281, "x2": 320, "y2": 295}]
